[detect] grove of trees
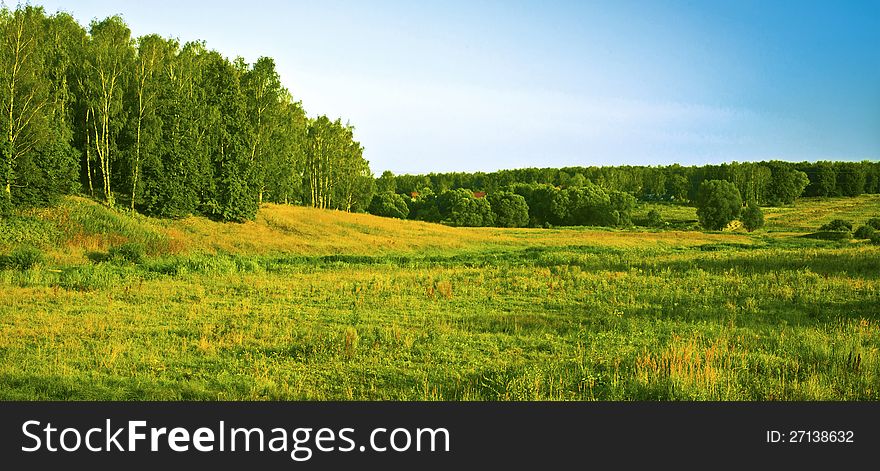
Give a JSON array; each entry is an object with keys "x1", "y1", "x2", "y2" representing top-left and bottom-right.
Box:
[{"x1": 0, "y1": 5, "x2": 371, "y2": 221}]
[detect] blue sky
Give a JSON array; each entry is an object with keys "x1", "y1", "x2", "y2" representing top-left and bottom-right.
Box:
[{"x1": 31, "y1": 0, "x2": 880, "y2": 173}]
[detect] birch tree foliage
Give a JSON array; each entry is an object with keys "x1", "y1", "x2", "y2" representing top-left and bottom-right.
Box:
[
  {"x1": 202, "y1": 50, "x2": 256, "y2": 222},
  {"x1": 137, "y1": 38, "x2": 192, "y2": 217},
  {"x1": 126, "y1": 34, "x2": 173, "y2": 210},
  {"x1": 0, "y1": 5, "x2": 51, "y2": 203},
  {"x1": 41, "y1": 13, "x2": 85, "y2": 204},
  {"x1": 240, "y1": 56, "x2": 284, "y2": 204},
  {"x1": 263, "y1": 95, "x2": 308, "y2": 204},
  {"x1": 304, "y1": 115, "x2": 331, "y2": 209},
  {"x1": 61, "y1": 14, "x2": 96, "y2": 198},
  {"x1": 0, "y1": 6, "x2": 79, "y2": 209},
  {"x1": 144, "y1": 40, "x2": 214, "y2": 218},
  {"x1": 304, "y1": 116, "x2": 372, "y2": 211},
  {"x1": 83, "y1": 15, "x2": 133, "y2": 206},
  {"x1": 304, "y1": 115, "x2": 342, "y2": 209},
  {"x1": 332, "y1": 132, "x2": 374, "y2": 212}
]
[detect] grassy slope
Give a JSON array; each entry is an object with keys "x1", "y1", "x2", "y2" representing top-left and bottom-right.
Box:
[
  {"x1": 2, "y1": 195, "x2": 778, "y2": 262},
  {"x1": 0, "y1": 195, "x2": 879, "y2": 400}
]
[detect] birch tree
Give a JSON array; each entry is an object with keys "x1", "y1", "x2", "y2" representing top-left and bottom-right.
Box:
[
  {"x1": 127, "y1": 34, "x2": 171, "y2": 210},
  {"x1": 83, "y1": 16, "x2": 133, "y2": 206},
  {"x1": 263, "y1": 96, "x2": 307, "y2": 204},
  {"x1": 0, "y1": 6, "x2": 50, "y2": 204},
  {"x1": 241, "y1": 57, "x2": 285, "y2": 205}
]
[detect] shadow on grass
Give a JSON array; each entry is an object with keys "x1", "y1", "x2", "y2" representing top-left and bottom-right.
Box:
[
  {"x1": 0, "y1": 372, "x2": 247, "y2": 401},
  {"x1": 85, "y1": 251, "x2": 109, "y2": 263},
  {"x1": 620, "y1": 294, "x2": 880, "y2": 329},
  {"x1": 645, "y1": 250, "x2": 880, "y2": 280}
]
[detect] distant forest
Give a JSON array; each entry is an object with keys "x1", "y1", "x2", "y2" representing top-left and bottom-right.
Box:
[
  {"x1": 2, "y1": 5, "x2": 877, "y2": 228},
  {"x1": 374, "y1": 160, "x2": 880, "y2": 227}
]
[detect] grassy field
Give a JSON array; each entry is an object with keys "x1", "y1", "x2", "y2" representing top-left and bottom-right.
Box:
[{"x1": 0, "y1": 196, "x2": 878, "y2": 400}]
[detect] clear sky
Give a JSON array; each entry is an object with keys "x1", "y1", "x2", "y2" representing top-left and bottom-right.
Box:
[{"x1": 29, "y1": 0, "x2": 880, "y2": 173}]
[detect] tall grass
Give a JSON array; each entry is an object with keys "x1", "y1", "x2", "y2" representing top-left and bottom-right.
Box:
[
  {"x1": 0, "y1": 242, "x2": 877, "y2": 400},
  {"x1": 0, "y1": 195, "x2": 878, "y2": 400}
]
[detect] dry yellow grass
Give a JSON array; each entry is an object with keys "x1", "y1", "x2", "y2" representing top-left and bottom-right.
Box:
[
  {"x1": 15, "y1": 194, "x2": 880, "y2": 264},
  {"x1": 762, "y1": 195, "x2": 880, "y2": 232},
  {"x1": 173, "y1": 203, "x2": 487, "y2": 255},
  {"x1": 151, "y1": 203, "x2": 753, "y2": 256}
]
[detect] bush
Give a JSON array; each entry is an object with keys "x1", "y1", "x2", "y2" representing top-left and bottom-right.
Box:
[
  {"x1": 646, "y1": 209, "x2": 663, "y2": 227},
  {"x1": 458, "y1": 197, "x2": 494, "y2": 227},
  {"x1": 406, "y1": 191, "x2": 441, "y2": 223},
  {"x1": 764, "y1": 162, "x2": 809, "y2": 205},
  {"x1": 819, "y1": 219, "x2": 853, "y2": 232},
  {"x1": 696, "y1": 180, "x2": 742, "y2": 230},
  {"x1": 163, "y1": 254, "x2": 239, "y2": 275},
  {"x1": 853, "y1": 225, "x2": 876, "y2": 240},
  {"x1": 511, "y1": 183, "x2": 568, "y2": 227},
  {"x1": 367, "y1": 191, "x2": 410, "y2": 219},
  {"x1": 437, "y1": 189, "x2": 494, "y2": 227},
  {"x1": 10, "y1": 138, "x2": 80, "y2": 207},
  {"x1": 2, "y1": 246, "x2": 45, "y2": 270},
  {"x1": 488, "y1": 192, "x2": 530, "y2": 228},
  {"x1": 561, "y1": 183, "x2": 634, "y2": 227},
  {"x1": 57, "y1": 264, "x2": 125, "y2": 291},
  {"x1": 0, "y1": 215, "x2": 57, "y2": 246},
  {"x1": 108, "y1": 242, "x2": 146, "y2": 264},
  {"x1": 409, "y1": 197, "x2": 441, "y2": 222},
  {"x1": 609, "y1": 191, "x2": 636, "y2": 226},
  {"x1": 872, "y1": 234, "x2": 880, "y2": 246},
  {"x1": 564, "y1": 183, "x2": 610, "y2": 226},
  {"x1": 803, "y1": 231, "x2": 852, "y2": 241},
  {"x1": 741, "y1": 202, "x2": 765, "y2": 232},
  {"x1": 866, "y1": 218, "x2": 880, "y2": 230},
  {"x1": 214, "y1": 172, "x2": 258, "y2": 222},
  {"x1": 0, "y1": 196, "x2": 12, "y2": 218}
]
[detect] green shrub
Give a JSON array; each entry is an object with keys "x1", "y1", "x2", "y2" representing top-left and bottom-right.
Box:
[
  {"x1": 234, "y1": 257, "x2": 265, "y2": 273},
  {"x1": 741, "y1": 202, "x2": 765, "y2": 232},
  {"x1": 488, "y1": 192, "x2": 530, "y2": 228},
  {"x1": 2, "y1": 246, "x2": 45, "y2": 270},
  {"x1": 108, "y1": 242, "x2": 146, "y2": 264},
  {"x1": 367, "y1": 191, "x2": 410, "y2": 219},
  {"x1": 164, "y1": 254, "x2": 239, "y2": 275},
  {"x1": 57, "y1": 264, "x2": 123, "y2": 291},
  {"x1": 0, "y1": 196, "x2": 12, "y2": 218},
  {"x1": 608, "y1": 191, "x2": 636, "y2": 226},
  {"x1": 696, "y1": 180, "x2": 742, "y2": 230},
  {"x1": 646, "y1": 209, "x2": 663, "y2": 227},
  {"x1": 871, "y1": 234, "x2": 880, "y2": 246},
  {"x1": 866, "y1": 218, "x2": 880, "y2": 230},
  {"x1": 819, "y1": 219, "x2": 853, "y2": 232},
  {"x1": 802, "y1": 231, "x2": 852, "y2": 241},
  {"x1": 853, "y1": 225, "x2": 876, "y2": 240},
  {"x1": 0, "y1": 216, "x2": 57, "y2": 246},
  {"x1": 438, "y1": 189, "x2": 494, "y2": 227}
]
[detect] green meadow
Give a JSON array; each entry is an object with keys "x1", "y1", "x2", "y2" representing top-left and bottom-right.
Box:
[{"x1": 0, "y1": 196, "x2": 878, "y2": 400}]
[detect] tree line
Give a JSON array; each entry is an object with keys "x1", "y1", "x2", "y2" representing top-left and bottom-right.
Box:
[
  {"x1": 370, "y1": 160, "x2": 879, "y2": 227},
  {"x1": 0, "y1": 5, "x2": 373, "y2": 221},
  {"x1": 380, "y1": 160, "x2": 880, "y2": 205},
  {"x1": 369, "y1": 181, "x2": 637, "y2": 228}
]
